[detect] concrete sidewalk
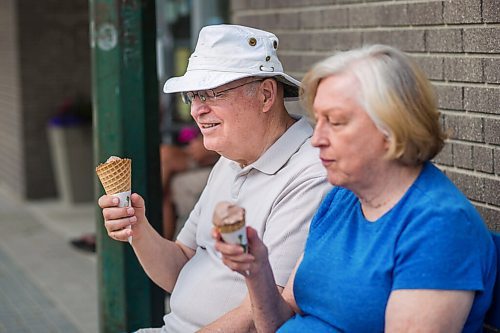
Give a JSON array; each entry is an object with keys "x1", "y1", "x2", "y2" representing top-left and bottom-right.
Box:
[{"x1": 0, "y1": 184, "x2": 98, "y2": 332}]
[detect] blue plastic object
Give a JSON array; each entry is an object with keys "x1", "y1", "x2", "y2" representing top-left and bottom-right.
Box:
[{"x1": 485, "y1": 233, "x2": 500, "y2": 329}]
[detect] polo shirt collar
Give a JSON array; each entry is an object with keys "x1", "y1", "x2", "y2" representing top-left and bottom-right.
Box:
[{"x1": 241, "y1": 116, "x2": 313, "y2": 175}]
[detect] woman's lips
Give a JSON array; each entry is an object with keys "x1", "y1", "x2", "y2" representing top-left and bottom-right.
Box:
[{"x1": 320, "y1": 157, "x2": 335, "y2": 166}]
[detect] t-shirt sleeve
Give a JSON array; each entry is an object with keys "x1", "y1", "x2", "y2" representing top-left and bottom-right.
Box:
[
  {"x1": 175, "y1": 199, "x2": 201, "y2": 250},
  {"x1": 263, "y1": 175, "x2": 330, "y2": 287},
  {"x1": 393, "y1": 208, "x2": 486, "y2": 292}
]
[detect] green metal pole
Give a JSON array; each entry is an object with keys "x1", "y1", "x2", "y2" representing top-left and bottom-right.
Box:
[{"x1": 89, "y1": 0, "x2": 164, "y2": 331}]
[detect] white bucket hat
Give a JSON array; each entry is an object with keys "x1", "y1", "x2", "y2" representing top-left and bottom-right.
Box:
[{"x1": 163, "y1": 24, "x2": 300, "y2": 99}]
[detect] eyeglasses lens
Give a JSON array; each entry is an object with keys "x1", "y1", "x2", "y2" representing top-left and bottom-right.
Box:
[{"x1": 181, "y1": 90, "x2": 218, "y2": 104}]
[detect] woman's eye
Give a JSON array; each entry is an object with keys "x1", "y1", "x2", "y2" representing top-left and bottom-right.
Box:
[{"x1": 328, "y1": 118, "x2": 343, "y2": 126}]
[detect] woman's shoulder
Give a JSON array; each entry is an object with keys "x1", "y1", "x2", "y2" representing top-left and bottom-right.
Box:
[
  {"x1": 407, "y1": 162, "x2": 479, "y2": 217},
  {"x1": 383, "y1": 163, "x2": 491, "y2": 250}
]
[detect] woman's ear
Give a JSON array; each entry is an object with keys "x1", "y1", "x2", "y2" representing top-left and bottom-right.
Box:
[
  {"x1": 382, "y1": 132, "x2": 391, "y2": 151},
  {"x1": 260, "y1": 79, "x2": 277, "y2": 113}
]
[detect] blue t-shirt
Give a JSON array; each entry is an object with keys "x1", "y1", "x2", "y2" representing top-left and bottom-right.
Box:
[{"x1": 279, "y1": 162, "x2": 496, "y2": 333}]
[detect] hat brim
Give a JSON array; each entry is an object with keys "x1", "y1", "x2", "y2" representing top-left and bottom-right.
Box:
[{"x1": 163, "y1": 70, "x2": 300, "y2": 100}]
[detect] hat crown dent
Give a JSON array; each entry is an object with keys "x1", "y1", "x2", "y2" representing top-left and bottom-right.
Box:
[{"x1": 188, "y1": 25, "x2": 282, "y2": 73}]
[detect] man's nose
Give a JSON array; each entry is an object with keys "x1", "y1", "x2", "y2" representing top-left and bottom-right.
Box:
[{"x1": 190, "y1": 99, "x2": 210, "y2": 118}]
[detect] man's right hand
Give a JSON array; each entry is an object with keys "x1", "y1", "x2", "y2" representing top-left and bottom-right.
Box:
[
  {"x1": 98, "y1": 193, "x2": 147, "y2": 242},
  {"x1": 99, "y1": 193, "x2": 194, "y2": 292}
]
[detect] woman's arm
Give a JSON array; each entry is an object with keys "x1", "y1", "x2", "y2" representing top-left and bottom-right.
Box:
[
  {"x1": 214, "y1": 227, "x2": 298, "y2": 333},
  {"x1": 385, "y1": 289, "x2": 474, "y2": 333}
]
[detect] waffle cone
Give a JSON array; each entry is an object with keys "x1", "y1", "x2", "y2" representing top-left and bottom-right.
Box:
[
  {"x1": 217, "y1": 218, "x2": 245, "y2": 234},
  {"x1": 96, "y1": 158, "x2": 131, "y2": 194}
]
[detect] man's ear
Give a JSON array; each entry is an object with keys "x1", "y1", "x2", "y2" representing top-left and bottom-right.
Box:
[{"x1": 260, "y1": 79, "x2": 277, "y2": 113}]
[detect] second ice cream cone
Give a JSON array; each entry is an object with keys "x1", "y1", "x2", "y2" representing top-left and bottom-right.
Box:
[{"x1": 213, "y1": 201, "x2": 247, "y2": 252}]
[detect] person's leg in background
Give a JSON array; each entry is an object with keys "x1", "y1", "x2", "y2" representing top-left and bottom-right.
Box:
[
  {"x1": 161, "y1": 134, "x2": 219, "y2": 240},
  {"x1": 160, "y1": 144, "x2": 191, "y2": 240},
  {"x1": 70, "y1": 233, "x2": 96, "y2": 252},
  {"x1": 170, "y1": 168, "x2": 212, "y2": 236}
]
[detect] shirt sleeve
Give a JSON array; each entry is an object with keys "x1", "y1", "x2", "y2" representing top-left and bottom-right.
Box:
[
  {"x1": 393, "y1": 207, "x2": 487, "y2": 292},
  {"x1": 263, "y1": 174, "x2": 331, "y2": 287},
  {"x1": 175, "y1": 198, "x2": 201, "y2": 250}
]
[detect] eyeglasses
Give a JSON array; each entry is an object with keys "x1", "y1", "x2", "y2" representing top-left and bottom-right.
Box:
[{"x1": 181, "y1": 78, "x2": 264, "y2": 104}]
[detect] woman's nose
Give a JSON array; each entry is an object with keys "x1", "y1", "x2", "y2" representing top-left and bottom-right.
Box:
[{"x1": 311, "y1": 122, "x2": 328, "y2": 148}]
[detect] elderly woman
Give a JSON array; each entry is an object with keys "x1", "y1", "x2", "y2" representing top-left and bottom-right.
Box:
[{"x1": 214, "y1": 45, "x2": 497, "y2": 332}]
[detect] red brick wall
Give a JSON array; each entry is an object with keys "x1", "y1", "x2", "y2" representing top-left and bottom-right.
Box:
[{"x1": 231, "y1": 0, "x2": 500, "y2": 231}]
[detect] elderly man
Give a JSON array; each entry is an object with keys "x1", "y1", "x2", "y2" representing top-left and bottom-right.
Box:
[{"x1": 99, "y1": 25, "x2": 329, "y2": 332}]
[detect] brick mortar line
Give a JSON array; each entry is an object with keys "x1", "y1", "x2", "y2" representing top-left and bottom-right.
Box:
[
  {"x1": 469, "y1": 200, "x2": 500, "y2": 212},
  {"x1": 232, "y1": 0, "x2": 449, "y2": 15},
  {"x1": 288, "y1": 71, "x2": 500, "y2": 88},
  {"x1": 439, "y1": 109, "x2": 500, "y2": 120},
  {"x1": 279, "y1": 50, "x2": 500, "y2": 59},
  {"x1": 432, "y1": 81, "x2": 500, "y2": 89},
  {"x1": 285, "y1": 79, "x2": 500, "y2": 93},
  {"x1": 269, "y1": 25, "x2": 500, "y2": 34},
  {"x1": 409, "y1": 53, "x2": 500, "y2": 59},
  {"x1": 436, "y1": 82, "x2": 500, "y2": 88},
  {"x1": 438, "y1": 164, "x2": 500, "y2": 182},
  {"x1": 446, "y1": 139, "x2": 500, "y2": 149}
]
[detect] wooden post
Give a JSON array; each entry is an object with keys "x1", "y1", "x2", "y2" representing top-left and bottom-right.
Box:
[{"x1": 89, "y1": 0, "x2": 164, "y2": 331}]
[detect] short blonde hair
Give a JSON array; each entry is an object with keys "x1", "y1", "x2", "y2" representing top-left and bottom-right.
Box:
[{"x1": 301, "y1": 44, "x2": 446, "y2": 166}]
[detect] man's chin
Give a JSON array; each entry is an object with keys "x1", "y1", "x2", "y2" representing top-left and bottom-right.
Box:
[{"x1": 203, "y1": 142, "x2": 221, "y2": 154}]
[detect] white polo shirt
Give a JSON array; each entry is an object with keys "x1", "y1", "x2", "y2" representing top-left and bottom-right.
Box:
[{"x1": 162, "y1": 116, "x2": 330, "y2": 332}]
